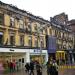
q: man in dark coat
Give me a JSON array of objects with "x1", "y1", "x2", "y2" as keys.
[
  {"x1": 36, "y1": 62, "x2": 42, "y2": 75},
  {"x1": 29, "y1": 61, "x2": 34, "y2": 75},
  {"x1": 46, "y1": 61, "x2": 50, "y2": 75},
  {"x1": 49, "y1": 60, "x2": 58, "y2": 75},
  {"x1": 25, "y1": 63, "x2": 30, "y2": 73}
]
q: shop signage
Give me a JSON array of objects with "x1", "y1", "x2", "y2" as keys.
[
  {"x1": 34, "y1": 49, "x2": 41, "y2": 53},
  {"x1": 10, "y1": 49, "x2": 14, "y2": 51}
]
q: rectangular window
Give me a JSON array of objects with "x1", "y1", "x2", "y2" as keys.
[
  {"x1": 40, "y1": 37, "x2": 44, "y2": 48},
  {"x1": 35, "y1": 37, "x2": 38, "y2": 47},
  {"x1": 58, "y1": 31, "x2": 61, "y2": 37},
  {"x1": 0, "y1": 32, "x2": 3, "y2": 45},
  {"x1": 54, "y1": 29, "x2": 57, "y2": 37},
  {"x1": 28, "y1": 24, "x2": 31, "y2": 31},
  {"x1": 28, "y1": 36, "x2": 32, "y2": 47},
  {"x1": 19, "y1": 20, "x2": 24, "y2": 29},
  {"x1": 10, "y1": 35, "x2": 15, "y2": 45},
  {"x1": 20, "y1": 35, "x2": 24, "y2": 46},
  {"x1": 34, "y1": 24, "x2": 37, "y2": 31},
  {"x1": 10, "y1": 17, "x2": 15, "y2": 27},
  {"x1": 45, "y1": 29, "x2": 47, "y2": 34},
  {"x1": 0, "y1": 14, "x2": 4, "y2": 25},
  {"x1": 49, "y1": 28, "x2": 52, "y2": 35}
]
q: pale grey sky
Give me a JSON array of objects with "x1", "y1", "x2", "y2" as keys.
[{"x1": 0, "y1": 0, "x2": 75, "y2": 20}]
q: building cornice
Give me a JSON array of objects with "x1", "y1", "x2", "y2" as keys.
[{"x1": 0, "y1": 1, "x2": 50, "y2": 25}]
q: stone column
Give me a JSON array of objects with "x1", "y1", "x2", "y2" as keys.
[{"x1": 26, "y1": 52, "x2": 30, "y2": 63}]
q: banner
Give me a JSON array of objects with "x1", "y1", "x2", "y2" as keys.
[{"x1": 46, "y1": 35, "x2": 57, "y2": 53}]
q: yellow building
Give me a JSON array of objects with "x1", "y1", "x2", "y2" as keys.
[
  {"x1": 0, "y1": 1, "x2": 74, "y2": 70},
  {"x1": 0, "y1": 1, "x2": 48, "y2": 70}
]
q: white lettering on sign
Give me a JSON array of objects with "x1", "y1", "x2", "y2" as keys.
[{"x1": 34, "y1": 49, "x2": 42, "y2": 53}]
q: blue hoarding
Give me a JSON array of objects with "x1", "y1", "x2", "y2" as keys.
[{"x1": 46, "y1": 35, "x2": 57, "y2": 53}]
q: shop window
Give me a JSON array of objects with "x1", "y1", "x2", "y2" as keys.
[
  {"x1": 19, "y1": 20, "x2": 24, "y2": 29},
  {"x1": 20, "y1": 35, "x2": 24, "y2": 46},
  {"x1": 19, "y1": 59, "x2": 21, "y2": 62},
  {"x1": 0, "y1": 14, "x2": 4, "y2": 25},
  {"x1": 10, "y1": 17, "x2": 15, "y2": 27},
  {"x1": 22, "y1": 58, "x2": 24, "y2": 63}
]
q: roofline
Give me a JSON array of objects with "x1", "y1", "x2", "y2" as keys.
[{"x1": 0, "y1": 1, "x2": 50, "y2": 24}]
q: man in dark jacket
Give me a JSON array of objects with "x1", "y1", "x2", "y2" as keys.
[
  {"x1": 46, "y1": 61, "x2": 50, "y2": 75},
  {"x1": 36, "y1": 62, "x2": 42, "y2": 75},
  {"x1": 29, "y1": 61, "x2": 34, "y2": 75},
  {"x1": 25, "y1": 63, "x2": 30, "y2": 73}
]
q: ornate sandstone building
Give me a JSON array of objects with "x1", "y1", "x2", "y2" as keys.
[{"x1": 0, "y1": 1, "x2": 74, "y2": 70}]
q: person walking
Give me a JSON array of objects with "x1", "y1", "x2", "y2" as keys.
[
  {"x1": 29, "y1": 61, "x2": 34, "y2": 75},
  {"x1": 25, "y1": 63, "x2": 30, "y2": 73},
  {"x1": 52, "y1": 60, "x2": 58, "y2": 75},
  {"x1": 36, "y1": 62, "x2": 42, "y2": 75},
  {"x1": 46, "y1": 61, "x2": 50, "y2": 75},
  {"x1": 49, "y1": 59, "x2": 58, "y2": 75},
  {"x1": 9, "y1": 62, "x2": 13, "y2": 72}
]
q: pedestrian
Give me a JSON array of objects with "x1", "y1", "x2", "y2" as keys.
[
  {"x1": 36, "y1": 62, "x2": 42, "y2": 75},
  {"x1": 48, "y1": 60, "x2": 54, "y2": 75},
  {"x1": 9, "y1": 62, "x2": 13, "y2": 72},
  {"x1": 0, "y1": 61, "x2": 4, "y2": 74},
  {"x1": 49, "y1": 59, "x2": 58, "y2": 75},
  {"x1": 29, "y1": 61, "x2": 34, "y2": 75},
  {"x1": 16, "y1": 62, "x2": 19, "y2": 71},
  {"x1": 13, "y1": 61, "x2": 16, "y2": 72},
  {"x1": 25, "y1": 63, "x2": 30, "y2": 73},
  {"x1": 46, "y1": 61, "x2": 50, "y2": 75},
  {"x1": 52, "y1": 60, "x2": 58, "y2": 75}
]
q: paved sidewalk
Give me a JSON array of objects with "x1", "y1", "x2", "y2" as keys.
[
  {"x1": 1, "y1": 67, "x2": 75, "y2": 75},
  {"x1": 2, "y1": 68, "x2": 47, "y2": 75}
]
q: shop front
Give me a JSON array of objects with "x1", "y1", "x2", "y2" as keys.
[
  {"x1": 29, "y1": 49, "x2": 48, "y2": 64},
  {"x1": 0, "y1": 48, "x2": 29, "y2": 71},
  {"x1": 0, "y1": 48, "x2": 48, "y2": 71},
  {"x1": 56, "y1": 50, "x2": 66, "y2": 65}
]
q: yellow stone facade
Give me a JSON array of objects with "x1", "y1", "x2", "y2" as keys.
[{"x1": 0, "y1": 3, "x2": 74, "y2": 54}]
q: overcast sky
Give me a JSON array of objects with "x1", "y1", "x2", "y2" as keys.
[{"x1": 0, "y1": 0, "x2": 75, "y2": 20}]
